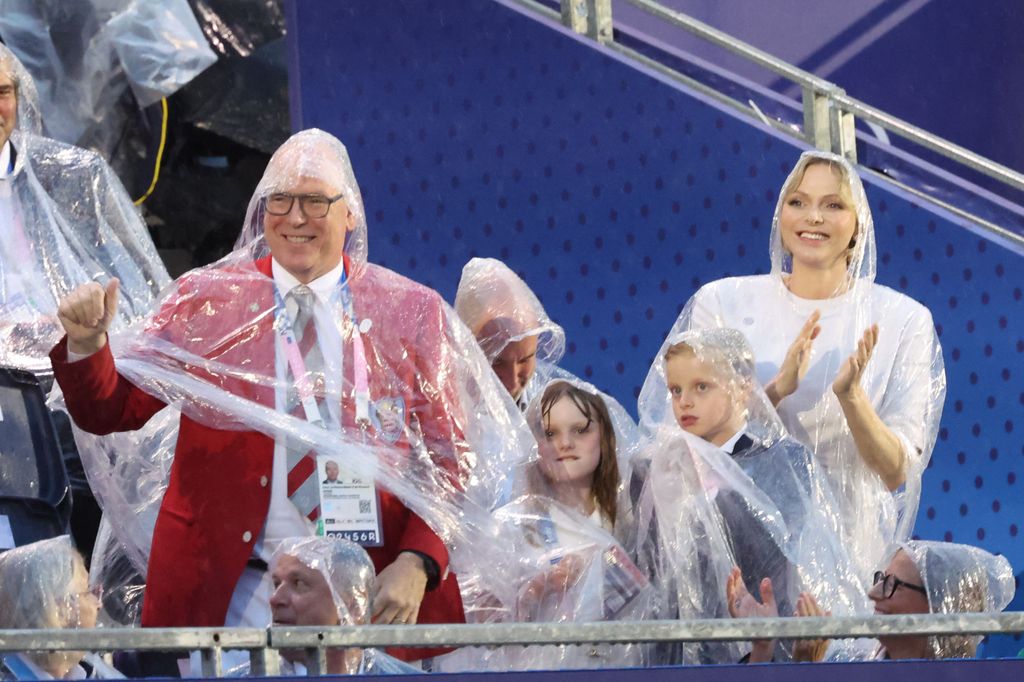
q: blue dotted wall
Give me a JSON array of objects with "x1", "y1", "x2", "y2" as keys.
[{"x1": 287, "y1": 1, "x2": 1024, "y2": 571}]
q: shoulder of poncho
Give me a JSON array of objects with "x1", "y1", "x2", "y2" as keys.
[
  {"x1": 868, "y1": 282, "x2": 932, "y2": 319},
  {"x1": 25, "y1": 134, "x2": 110, "y2": 174},
  {"x1": 358, "y1": 263, "x2": 445, "y2": 308}
]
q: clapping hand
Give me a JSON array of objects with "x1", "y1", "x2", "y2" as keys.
[
  {"x1": 791, "y1": 592, "x2": 831, "y2": 662},
  {"x1": 766, "y1": 310, "x2": 821, "y2": 406},
  {"x1": 726, "y1": 566, "x2": 778, "y2": 663},
  {"x1": 832, "y1": 324, "x2": 878, "y2": 398}
]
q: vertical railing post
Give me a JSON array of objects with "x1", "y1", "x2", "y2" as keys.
[
  {"x1": 801, "y1": 85, "x2": 832, "y2": 151},
  {"x1": 561, "y1": 0, "x2": 612, "y2": 44},
  {"x1": 200, "y1": 646, "x2": 223, "y2": 678},
  {"x1": 829, "y1": 98, "x2": 858, "y2": 162},
  {"x1": 249, "y1": 646, "x2": 281, "y2": 677}
]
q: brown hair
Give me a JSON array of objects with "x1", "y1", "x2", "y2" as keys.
[{"x1": 539, "y1": 381, "x2": 620, "y2": 527}]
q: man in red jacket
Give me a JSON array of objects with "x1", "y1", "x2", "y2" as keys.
[{"x1": 50, "y1": 129, "x2": 515, "y2": 661}]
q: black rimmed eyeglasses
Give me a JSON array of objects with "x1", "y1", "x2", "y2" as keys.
[
  {"x1": 264, "y1": 192, "x2": 344, "y2": 219},
  {"x1": 873, "y1": 571, "x2": 928, "y2": 599}
]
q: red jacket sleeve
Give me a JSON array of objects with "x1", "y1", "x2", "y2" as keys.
[{"x1": 49, "y1": 336, "x2": 166, "y2": 435}]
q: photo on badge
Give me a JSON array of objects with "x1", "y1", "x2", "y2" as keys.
[{"x1": 370, "y1": 396, "x2": 405, "y2": 444}]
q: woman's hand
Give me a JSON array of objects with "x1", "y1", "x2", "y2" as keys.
[
  {"x1": 766, "y1": 311, "x2": 821, "y2": 406},
  {"x1": 726, "y1": 567, "x2": 778, "y2": 663},
  {"x1": 791, "y1": 592, "x2": 831, "y2": 662},
  {"x1": 832, "y1": 325, "x2": 878, "y2": 398}
]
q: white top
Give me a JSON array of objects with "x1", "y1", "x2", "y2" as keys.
[
  {"x1": 257, "y1": 257, "x2": 348, "y2": 560},
  {"x1": 689, "y1": 274, "x2": 941, "y2": 576}
]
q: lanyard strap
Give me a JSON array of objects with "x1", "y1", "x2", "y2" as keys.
[{"x1": 273, "y1": 268, "x2": 371, "y2": 426}]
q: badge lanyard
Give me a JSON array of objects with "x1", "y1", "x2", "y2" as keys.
[{"x1": 272, "y1": 266, "x2": 371, "y2": 426}]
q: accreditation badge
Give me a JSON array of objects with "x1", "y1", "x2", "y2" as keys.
[{"x1": 316, "y1": 454, "x2": 384, "y2": 547}]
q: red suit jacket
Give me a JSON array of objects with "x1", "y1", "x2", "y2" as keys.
[{"x1": 51, "y1": 256, "x2": 466, "y2": 659}]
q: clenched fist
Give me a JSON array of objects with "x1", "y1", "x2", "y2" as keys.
[{"x1": 57, "y1": 278, "x2": 120, "y2": 356}]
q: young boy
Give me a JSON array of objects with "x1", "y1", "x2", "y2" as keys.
[{"x1": 636, "y1": 328, "x2": 862, "y2": 662}]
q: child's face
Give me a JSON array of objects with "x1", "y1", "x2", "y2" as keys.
[
  {"x1": 665, "y1": 352, "x2": 745, "y2": 447},
  {"x1": 377, "y1": 401, "x2": 401, "y2": 432},
  {"x1": 538, "y1": 396, "x2": 602, "y2": 487}
]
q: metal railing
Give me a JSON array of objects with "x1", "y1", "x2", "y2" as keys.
[
  {"x1": 510, "y1": 0, "x2": 1024, "y2": 244},
  {"x1": 3, "y1": 613, "x2": 1024, "y2": 676}
]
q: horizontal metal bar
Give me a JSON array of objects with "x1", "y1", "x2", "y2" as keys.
[
  {"x1": 4, "y1": 613, "x2": 1024, "y2": 654},
  {"x1": 860, "y1": 166, "x2": 1024, "y2": 249},
  {"x1": 0, "y1": 627, "x2": 266, "y2": 652},
  {"x1": 834, "y1": 93, "x2": 1024, "y2": 192},
  {"x1": 620, "y1": 0, "x2": 834, "y2": 92},
  {"x1": 507, "y1": 0, "x2": 561, "y2": 22},
  {"x1": 269, "y1": 613, "x2": 1024, "y2": 649}
]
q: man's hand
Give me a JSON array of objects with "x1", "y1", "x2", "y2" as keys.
[
  {"x1": 766, "y1": 310, "x2": 821, "y2": 406},
  {"x1": 726, "y1": 567, "x2": 778, "y2": 663},
  {"x1": 371, "y1": 551, "x2": 428, "y2": 625},
  {"x1": 57, "y1": 279, "x2": 120, "y2": 357},
  {"x1": 832, "y1": 325, "x2": 878, "y2": 399},
  {"x1": 792, "y1": 592, "x2": 831, "y2": 662}
]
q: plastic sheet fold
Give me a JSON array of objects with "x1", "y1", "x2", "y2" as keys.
[{"x1": 0, "y1": 43, "x2": 170, "y2": 373}]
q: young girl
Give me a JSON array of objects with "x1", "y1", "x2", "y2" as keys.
[{"x1": 442, "y1": 377, "x2": 650, "y2": 672}]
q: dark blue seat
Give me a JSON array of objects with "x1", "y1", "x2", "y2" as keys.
[{"x1": 0, "y1": 366, "x2": 71, "y2": 550}]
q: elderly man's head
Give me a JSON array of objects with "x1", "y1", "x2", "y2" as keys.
[
  {"x1": 256, "y1": 131, "x2": 367, "y2": 283},
  {"x1": 270, "y1": 537, "x2": 375, "y2": 629},
  {"x1": 0, "y1": 54, "x2": 18, "y2": 149},
  {"x1": 478, "y1": 316, "x2": 539, "y2": 400}
]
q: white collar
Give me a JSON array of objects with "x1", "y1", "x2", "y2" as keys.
[
  {"x1": 0, "y1": 140, "x2": 11, "y2": 179},
  {"x1": 271, "y1": 257, "x2": 346, "y2": 302},
  {"x1": 719, "y1": 423, "x2": 749, "y2": 455}
]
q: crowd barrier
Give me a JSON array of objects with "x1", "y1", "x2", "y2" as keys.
[{"x1": 2, "y1": 614, "x2": 1023, "y2": 678}]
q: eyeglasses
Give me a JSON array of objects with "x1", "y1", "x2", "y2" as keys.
[
  {"x1": 265, "y1": 192, "x2": 344, "y2": 219},
  {"x1": 873, "y1": 571, "x2": 927, "y2": 599}
]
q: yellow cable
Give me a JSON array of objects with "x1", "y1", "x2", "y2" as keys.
[{"x1": 133, "y1": 97, "x2": 168, "y2": 205}]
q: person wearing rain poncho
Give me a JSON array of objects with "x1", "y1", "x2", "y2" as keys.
[
  {"x1": 226, "y1": 536, "x2": 416, "y2": 676},
  {"x1": 734, "y1": 540, "x2": 1015, "y2": 662},
  {"x1": 0, "y1": 536, "x2": 122, "y2": 680},
  {"x1": 48, "y1": 129, "x2": 530, "y2": 662},
  {"x1": 455, "y1": 258, "x2": 566, "y2": 409},
  {"x1": 674, "y1": 151, "x2": 945, "y2": 581},
  {"x1": 0, "y1": 44, "x2": 169, "y2": 373},
  {"x1": 438, "y1": 378, "x2": 652, "y2": 672},
  {"x1": 0, "y1": 42, "x2": 170, "y2": 573},
  {"x1": 632, "y1": 327, "x2": 864, "y2": 664}
]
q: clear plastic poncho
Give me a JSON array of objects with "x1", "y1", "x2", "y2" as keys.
[
  {"x1": 440, "y1": 377, "x2": 650, "y2": 671},
  {"x1": 636, "y1": 327, "x2": 865, "y2": 627},
  {"x1": 678, "y1": 150, "x2": 946, "y2": 581},
  {"x1": 896, "y1": 541, "x2": 1015, "y2": 659},
  {"x1": 0, "y1": 0, "x2": 215, "y2": 146},
  {"x1": 454, "y1": 257, "x2": 566, "y2": 406},
  {"x1": 629, "y1": 426, "x2": 793, "y2": 664},
  {"x1": 0, "y1": 44, "x2": 170, "y2": 373},
  {"x1": 266, "y1": 537, "x2": 419, "y2": 676},
  {"x1": 65, "y1": 129, "x2": 534, "y2": 622},
  {"x1": 0, "y1": 536, "x2": 98, "y2": 677}
]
